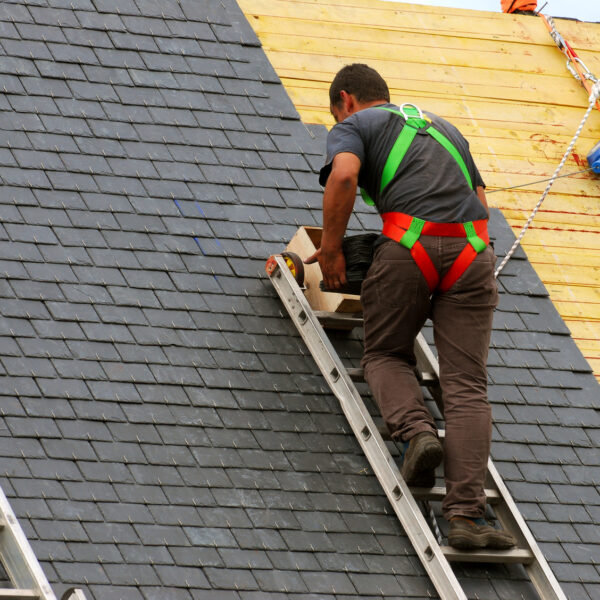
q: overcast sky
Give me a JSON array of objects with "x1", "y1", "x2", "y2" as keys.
[{"x1": 380, "y1": 0, "x2": 599, "y2": 22}]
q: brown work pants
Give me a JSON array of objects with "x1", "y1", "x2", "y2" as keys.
[{"x1": 361, "y1": 236, "x2": 498, "y2": 520}]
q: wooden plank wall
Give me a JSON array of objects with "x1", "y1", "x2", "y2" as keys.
[{"x1": 238, "y1": 0, "x2": 600, "y2": 380}]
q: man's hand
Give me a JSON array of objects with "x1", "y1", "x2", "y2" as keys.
[{"x1": 305, "y1": 247, "x2": 347, "y2": 290}]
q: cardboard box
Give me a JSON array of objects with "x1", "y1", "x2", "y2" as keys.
[{"x1": 286, "y1": 226, "x2": 362, "y2": 313}]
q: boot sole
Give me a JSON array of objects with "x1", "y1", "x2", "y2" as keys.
[{"x1": 448, "y1": 530, "x2": 516, "y2": 550}]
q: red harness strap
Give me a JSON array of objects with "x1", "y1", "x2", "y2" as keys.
[{"x1": 381, "y1": 212, "x2": 490, "y2": 293}]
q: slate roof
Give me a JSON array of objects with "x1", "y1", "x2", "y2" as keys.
[{"x1": 0, "y1": 1, "x2": 598, "y2": 599}]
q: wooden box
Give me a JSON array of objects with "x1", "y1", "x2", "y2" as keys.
[{"x1": 286, "y1": 226, "x2": 362, "y2": 313}]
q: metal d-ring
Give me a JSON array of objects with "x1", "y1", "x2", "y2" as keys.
[{"x1": 399, "y1": 102, "x2": 424, "y2": 121}]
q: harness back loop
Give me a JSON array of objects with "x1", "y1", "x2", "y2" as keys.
[
  {"x1": 462, "y1": 221, "x2": 487, "y2": 253},
  {"x1": 399, "y1": 217, "x2": 425, "y2": 250},
  {"x1": 399, "y1": 103, "x2": 428, "y2": 128}
]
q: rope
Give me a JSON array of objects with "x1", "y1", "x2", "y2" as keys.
[
  {"x1": 486, "y1": 167, "x2": 593, "y2": 194},
  {"x1": 423, "y1": 501, "x2": 444, "y2": 546},
  {"x1": 494, "y1": 82, "x2": 600, "y2": 279}
]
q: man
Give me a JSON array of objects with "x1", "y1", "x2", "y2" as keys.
[
  {"x1": 501, "y1": 0, "x2": 538, "y2": 15},
  {"x1": 309, "y1": 64, "x2": 515, "y2": 550}
]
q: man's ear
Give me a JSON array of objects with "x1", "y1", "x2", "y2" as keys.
[{"x1": 339, "y1": 90, "x2": 354, "y2": 113}]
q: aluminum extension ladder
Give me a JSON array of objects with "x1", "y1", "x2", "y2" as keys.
[
  {"x1": 0, "y1": 486, "x2": 87, "y2": 599},
  {"x1": 266, "y1": 254, "x2": 567, "y2": 600}
]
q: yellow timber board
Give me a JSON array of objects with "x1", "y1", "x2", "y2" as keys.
[{"x1": 238, "y1": 0, "x2": 600, "y2": 380}]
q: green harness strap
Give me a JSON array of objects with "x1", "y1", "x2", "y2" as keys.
[
  {"x1": 360, "y1": 104, "x2": 473, "y2": 206},
  {"x1": 462, "y1": 220, "x2": 487, "y2": 253}
]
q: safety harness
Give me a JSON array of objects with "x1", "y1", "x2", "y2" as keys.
[{"x1": 361, "y1": 104, "x2": 489, "y2": 293}]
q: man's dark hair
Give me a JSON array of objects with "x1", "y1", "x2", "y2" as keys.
[{"x1": 329, "y1": 63, "x2": 390, "y2": 107}]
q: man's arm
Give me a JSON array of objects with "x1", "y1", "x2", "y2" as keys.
[
  {"x1": 305, "y1": 152, "x2": 361, "y2": 290},
  {"x1": 476, "y1": 185, "x2": 489, "y2": 217}
]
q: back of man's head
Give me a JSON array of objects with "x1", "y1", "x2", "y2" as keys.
[{"x1": 329, "y1": 64, "x2": 390, "y2": 107}]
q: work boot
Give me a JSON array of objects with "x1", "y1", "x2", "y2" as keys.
[
  {"x1": 448, "y1": 517, "x2": 516, "y2": 550},
  {"x1": 400, "y1": 431, "x2": 443, "y2": 488}
]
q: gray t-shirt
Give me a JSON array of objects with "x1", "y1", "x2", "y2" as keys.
[{"x1": 319, "y1": 103, "x2": 487, "y2": 223}]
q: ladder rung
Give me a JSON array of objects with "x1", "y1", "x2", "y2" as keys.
[
  {"x1": 0, "y1": 591, "x2": 39, "y2": 599},
  {"x1": 411, "y1": 486, "x2": 501, "y2": 504},
  {"x1": 441, "y1": 546, "x2": 534, "y2": 564},
  {"x1": 347, "y1": 367, "x2": 437, "y2": 385},
  {"x1": 314, "y1": 311, "x2": 363, "y2": 329}
]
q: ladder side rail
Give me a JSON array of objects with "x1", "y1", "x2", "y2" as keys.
[
  {"x1": 0, "y1": 487, "x2": 56, "y2": 600},
  {"x1": 415, "y1": 329, "x2": 567, "y2": 600},
  {"x1": 487, "y1": 461, "x2": 567, "y2": 600},
  {"x1": 269, "y1": 257, "x2": 467, "y2": 600},
  {"x1": 415, "y1": 332, "x2": 440, "y2": 380}
]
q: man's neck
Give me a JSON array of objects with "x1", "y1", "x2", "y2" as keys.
[{"x1": 356, "y1": 99, "x2": 389, "y2": 112}]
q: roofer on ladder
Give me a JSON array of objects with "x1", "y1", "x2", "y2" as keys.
[{"x1": 308, "y1": 64, "x2": 516, "y2": 550}]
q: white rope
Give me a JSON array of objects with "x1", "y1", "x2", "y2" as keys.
[
  {"x1": 494, "y1": 81, "x2": 600, "y2": 279},
  {"x1": 423, "y1": 501, "x2": 444, "y2": 545}
]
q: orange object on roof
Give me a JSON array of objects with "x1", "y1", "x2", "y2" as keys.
[{"x1": 501, "y1": 0, "x2": 537, "y2": 13}]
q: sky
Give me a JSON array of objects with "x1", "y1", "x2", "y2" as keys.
[{"x1": 381, "y1": 0, "x2": 599, "y2": 22}]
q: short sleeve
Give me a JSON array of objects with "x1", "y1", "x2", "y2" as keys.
[{"x1": 318, "y1": 119, "x2": 365, "y2": 186}]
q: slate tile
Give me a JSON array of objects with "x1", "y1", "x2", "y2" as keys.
[
  {"x1": 0, "y1": 148, "x2": 17, "y2": 168},
  {"x1": 0, "y1": 337, "x2": 21, "y2": 357},
  {"x1": 299, "y1": 572, "x2": 356, "y2": 595},
  {"x1": 544, "y1": 352, "x2": 593, "y2": 376},
  {"x1": 34, "y1": 518, "x2": 89, "y2": 542},
  {"x1": 22, "y1": 76, "x2": 72, "y2": 98},
  {"x1": 487, "y1": 365, "x2": 537, "y2": 386},
  {"x1": 521, "y1": 309, "x2": 571, "y2": 335},
  {"x1": 12, "y1": 477, "x2": 67, "y2": 501},
  {"x1": 519, "y1": 462, "x2": 569, "y2": 484},
  {"x1": 530, "y1": 444, "x2": 579, "y2": 465},
  {"x1": 0, "y1": 72, "x2": 26, "y2": 98},
  {"x1": 155, "y1": 35, "x2": 203, "y2": 57},
  {"x1": 541, "y1": 503, "x2": 592, "y2": 524},
  {"x1": 154, "y1": 564, "x2": 211, "y2": 589},
  {"x1": 2, "y1": 355, "x2": 56, "y2": 378},
  {"x1": 63, "y1": 27, "x2": 113, "y2": 48},
  {"x1": 573, "y1": 522, "x2": 600, "y2": 544},
  {"x1": 65, "y1": 541, "x2": 122, "y2": 565},
  {"x1": 46, "y1": 498, "x2": 104, "y2": 523},
  {"x1": 0, "y1": 56, "x2": 38, "y2": 79},
  {"x1": 505, "y1": 481, "x2": 558, "y2": 503},
  {"x1": 0, "y1": 18, "x2": 20, "y2": 40},
  {"x1": 552, "y1": 562, "x2": 598, "y2": 583},
  {"x1": 180, "y1": 465, "x2": 232, "y2": 488},
  {"x1": 180, "y1": 525, "x2": 237, "y2": 549},
  {"x1": 202, "y1": 567, "x2": 258, "y2": 591},
  {"x1": 553, "y1": 483, "x2": 600, "y2": 505},
  {"x1": 129, "y1": 68, "x2": 180, "y2": 89},
  {"x1": 554, "y1": 407, "x2": 600, "y2": 428},
  {"x1": 216, "y1": 548, "x2": 271, "y2": 571},
  {"x1": 564, "y1": 387, "x2": 600, "y2": 409},
  {"x1": 2, "y1": 38, "x2": 52, "y2": 61},
  {"x1": 541, "y1": 425, "x2": 592, "y2": 447},
  {"x1": 8, "y1": 96, "x2": 59, "y2": 121}
]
